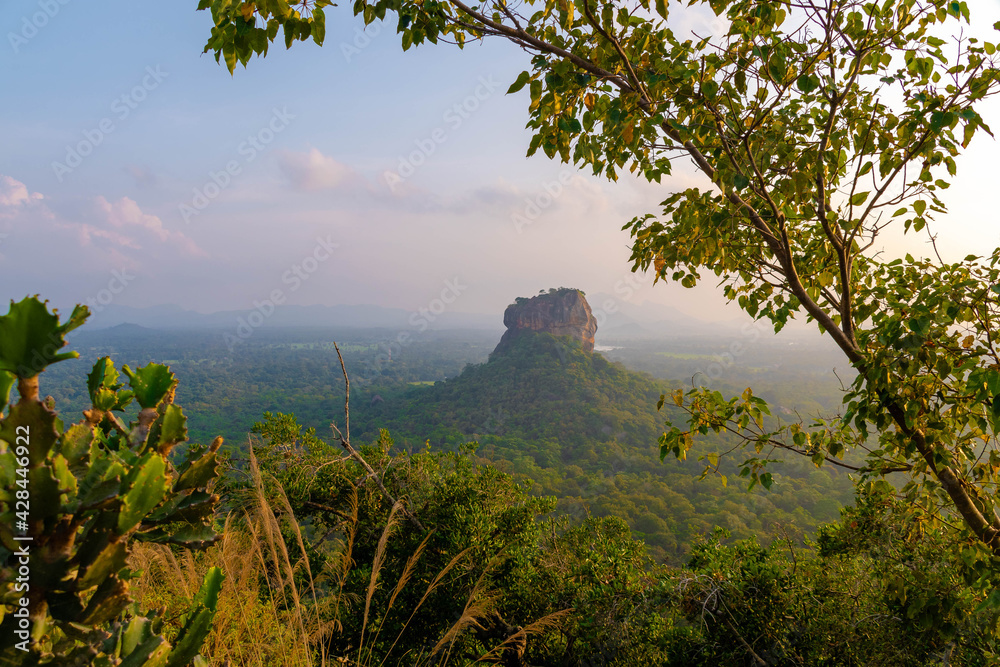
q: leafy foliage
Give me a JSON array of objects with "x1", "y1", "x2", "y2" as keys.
[
  {"x1": 196, "y1": 0, "x2": 1000, "y2": 559},
  {"x1": 673, "y1": 487, "x2": 1000, "y2": 665},
  {"x1": 0, "y1": 297, "x2": 223, "y2": 665},
  {"x1": 40, "y1": 326, "x2": 859, "y2": 561},
  {"x1": 351, "y1": 332, "x2": 855, "y2": 560},
  {"x1": 241, "y1": 413, "x2": 682, "y2": 665}
]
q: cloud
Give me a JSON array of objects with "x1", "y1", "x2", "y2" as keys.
[
  {"x1": 0, "y1": 174, "x2": 207, "y2": 275},
  {"x1": 446, "y1": 173, "x2": 614, "y2": 223},
  {"x1": 94, "y1": 195, "x2": 206, "y2": 257},
  {"x1": 0, "y1": 175, "x2": 45, "y2": 218},
  {"x1": 59, "y1": 221, "x2": 141, "y2": 250},
  {"x1": 276, "y1": 147, "x2": 363, "y2": 192}
]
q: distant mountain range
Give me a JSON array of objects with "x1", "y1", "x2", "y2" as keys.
[
  {"x1": 78, "y1": 297, "x2": 758, "y2": 340},
  {"x1": 81, "y1": 303, "x2": 503, "y2": 332},
  {"x1": 585, "y1": 292, "x2": 748, "y2": 339}
]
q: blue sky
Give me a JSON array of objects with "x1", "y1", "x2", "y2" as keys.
[{"x1": 1, "y1": 0, "x2": 998, "y2": 327}]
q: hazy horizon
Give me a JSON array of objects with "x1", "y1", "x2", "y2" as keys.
[{"x1": 3, "y1": 0, "x2": 998, "y2": 331}]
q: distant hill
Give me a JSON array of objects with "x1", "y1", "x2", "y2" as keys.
[
  {"x1": 350, "y1": 331, "x2": 855, "y2": 561},
  {"x1": 78, "y1": 298, "x2": 751, "y2": 340},
  {"x1": 355, "y1": 332, "x2": 665, "y2": 455},
  {"x1": 45, "y1": 316, "x2": 856, "y2": 563},
  {"x1": 81, "y1": 303, "x2": 502, "y2": 332}
]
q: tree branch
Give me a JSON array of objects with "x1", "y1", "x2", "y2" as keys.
[{"x1": 332, "y1": 342, "x2": 426, "y2": 531}]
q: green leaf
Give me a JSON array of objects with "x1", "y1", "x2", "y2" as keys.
[
  {"x1": 507, "y1": 70, "x2": 531, "y2": 95},
  {"x1": 52, "y1": 452, "x2": 78, "y2": 498},
  {"x1": 78, "y1": 477, "x2": 123, "y2": 514},
  {"x1": 118, "y1": 452, "x2": 169, "y2": 534},
  {"x1": 850, "y1": 191, "x2": 870, "y2": 206},
  {"x1": 92, "y1": 387, "x2": 118, "y2": 412},
  {"x1": 167, "y1": 568, "x2": 225, "y2": 667},
  {"x1": 79, "y1": 574, "x2": 129, "y2": 626},
  {"x1": 120, "y1": 615, "x2": 159, "y2": 660},
  {"x1": 0, "y1": 397, "x2": 60, "y2": 467},
  {"x1": 154, "y1": 404, "x2": 188, "y2": 452},
  {"x1": 151, "y1": 522, "x2": 220, "y2": 549},
  {"x1": 311, "y1": 7, "x2": 326, "y2": 45},
  {"x1": 913, "y1": 200, "x2": 926, "y2": 216},
  {"x1": 192, "y1": 566, "x2": 224, "y2": 614},
  {"x1": 733, "y1": 173, "x2": 750, "y2": 190},
  {"x1": 766, "y1": 54, "x2": 787, "y2": 82},
  {"x1": 529, "y1": 79, "x2": 542, "y2": 104},
  {"x1": 123, "y1": 363, "x2": 177, "y2": 409},
  {"x1": 148, "y1": 490, "x2": 217, "y2": 524},
  {"x1": 120, "y1": 636, "x2": 170, "y2": 667},
  {"x1": 796, "y1": 74, "x2": 818, "y2": 93},
  {"x1": 760, "y1": 472, "x2": 773, "y2": 490},
  {"x1": 174, "y1": 445, "x2": 220, "y2": 493},
  {"x1": 907, "y1": 316, "x2": 931, "y2": 336},
  {"x1": 77, "y1": 540, "x2": 128, "y2": 590},
  {"x1": 29, "y1": 460, "x2": 64, "y2": 523},
  {"x1": 60, "y1": 423, "x2": 95, "y2": 466},
  {"x1": 0, "y1": 297, "x2": 89, "y2": 378},
  {"x1": 223, "y1": 42, "x2": 237, "y2": 73}
]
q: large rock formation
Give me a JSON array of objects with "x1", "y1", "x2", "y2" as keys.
[{"x1": 493, "y1": 288, "x2": 598, "y2": 354}]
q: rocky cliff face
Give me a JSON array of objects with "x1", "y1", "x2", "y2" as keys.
[{"x1": 493, "y1": 289, "x2": 598, "y2": 354}]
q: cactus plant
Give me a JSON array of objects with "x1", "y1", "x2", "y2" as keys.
[{"x1": 0, "y1": 296, "x2": 224, "y2": 665}]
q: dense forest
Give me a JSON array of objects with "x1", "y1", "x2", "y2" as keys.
[
  {"x1": 42, "y1": 323, "x2": 858, "y2": 562},
  {"x1": 5, "y1": 298, "x2": 998, "y2": 665}
]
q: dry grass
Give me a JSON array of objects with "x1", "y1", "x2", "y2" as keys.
[
  {"x1": 129, "y1": 441, "x2": 569, "y2": 666},
  {"x1": 129, "y1": 516, "x2": 312, "y2": 666}
]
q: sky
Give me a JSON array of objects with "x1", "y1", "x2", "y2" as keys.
[{"x1": 1, "y1": 0, "x2": 998, "y2": 329}]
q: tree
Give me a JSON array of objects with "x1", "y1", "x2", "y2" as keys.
[
  {"x1": 198, "y1": 0, "x2": 1000, "y2": 557},
  {"x1": 242, "y1": 412, "x2": 677, "y2": 664}
]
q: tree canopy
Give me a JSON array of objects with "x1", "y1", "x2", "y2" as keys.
[{"x1": 198, "y1": 0, "x2": 1000, "y2": 558}]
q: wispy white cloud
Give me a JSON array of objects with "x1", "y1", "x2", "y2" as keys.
[
  {"x1": 94, "y1": 195, "x2": 207, "y2": 257},
  {"x1": 0, "y1": 174, "x2": 207, "y2": 274},
  {"x1": 276, "y1": 147, "x2": 364, "y2": 192},
  {"x1": 0, "y1": 175, "x2": 45, "y2": 218}
]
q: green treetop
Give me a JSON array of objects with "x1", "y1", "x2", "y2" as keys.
[{"x1": 198, "y1": 0, "x2": 1000, "y2": 557}]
